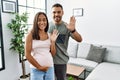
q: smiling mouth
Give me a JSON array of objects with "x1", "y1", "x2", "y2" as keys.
[{"x1": 55, "y1": 16, "x2": 60, "y2": 20}]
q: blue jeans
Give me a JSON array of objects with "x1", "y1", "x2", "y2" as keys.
[{"x1": 30, "y1": 67, "x2": 54, "y2": 80}]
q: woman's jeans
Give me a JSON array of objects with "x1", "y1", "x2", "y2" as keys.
[{"x1": 30, "y1": 67, "x2": 54, "y2": 80}]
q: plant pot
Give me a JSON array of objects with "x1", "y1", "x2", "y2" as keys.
[
  {"x1": 19, "y1": 75, "x2": 30, "y2": 80},
  {"x1": 20, "y1": 77, "x2": 29, "y2": 80}
]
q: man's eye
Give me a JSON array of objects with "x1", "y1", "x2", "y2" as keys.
[
  {"x1": 53, "y1": 12, "x2": 56, "y2": 14},
  {"x1": 58, "y1": 11, "x2": 61, "y2": 14}
]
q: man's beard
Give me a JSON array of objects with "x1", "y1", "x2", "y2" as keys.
[{"x1": 54, "y1": 16, "x2": 61, "y2": 23}]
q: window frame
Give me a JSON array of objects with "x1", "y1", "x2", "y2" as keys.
[{"x1": 0, "y1": 6, "x2": 5, "y2": 71}]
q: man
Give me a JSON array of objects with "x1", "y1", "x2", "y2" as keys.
[{"x1": 48, "y1": 3, "x2": 82, "y2": 80}]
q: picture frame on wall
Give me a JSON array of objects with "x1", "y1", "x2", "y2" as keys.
[
  {"x1": 73, "y1": 8, "x2": 83, "y2": 17},
  {"x1": 2, "y1": 0, "x2": 16, "y2": 13}
]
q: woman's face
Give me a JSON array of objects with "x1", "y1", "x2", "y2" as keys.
[{"x1": 37, "y1": 14, "x2": 47, "y2": 31}]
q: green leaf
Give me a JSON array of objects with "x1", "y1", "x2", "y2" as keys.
[
  {"x1": 7, "y1": 12, "x2": 28, "y2": 60},
  {"x1": 68, "y1": 76, "x2": 74, "y2": 80}
]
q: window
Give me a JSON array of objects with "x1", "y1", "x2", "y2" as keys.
[{"x1": 17, "y1": 0, "x2": 46, "y2": 31}]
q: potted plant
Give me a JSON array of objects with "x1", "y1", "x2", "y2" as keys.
[
  {"x1": 7, "y1": 12, "x2": 29, "y2": 80},
  {"x1": 68, "y1": 76, "x2": 74, "y2": 80}
]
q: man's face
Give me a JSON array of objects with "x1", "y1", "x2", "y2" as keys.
[{"x1": 52, "y1": 7, "x2": 64, "y2": 24}]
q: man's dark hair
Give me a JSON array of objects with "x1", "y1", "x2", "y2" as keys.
[{"x1": 52, "y1": 3, "x2": 63, "y2": 10}]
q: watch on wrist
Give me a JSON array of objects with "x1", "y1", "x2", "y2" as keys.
[{"x1": 71, "y1": 29, "x2": 76, "y2": 33}]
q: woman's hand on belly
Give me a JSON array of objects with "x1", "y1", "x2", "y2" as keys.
[{"x1": 38, "y1": 66, "x2": 49, "y2": 72}]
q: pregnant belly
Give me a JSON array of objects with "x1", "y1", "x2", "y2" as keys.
[{"x1": 35, "y1": 55, "x2": 53, "y2": 67}]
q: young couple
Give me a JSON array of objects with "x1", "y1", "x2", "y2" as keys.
[{"x1": 25, "y1": 3, "x2": 82, "y2": 80}]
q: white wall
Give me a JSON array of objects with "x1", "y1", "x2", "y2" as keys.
[
  {"x1": 47, "y1": 0, "x2": 120, "y2": 46},
  {"x1": 0, "y1": 12, "x2": 30, "y2": 80}
]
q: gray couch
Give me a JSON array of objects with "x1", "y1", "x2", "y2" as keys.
[{"x1": 67, "y1": 41, "x2": 120, "y2": 80}]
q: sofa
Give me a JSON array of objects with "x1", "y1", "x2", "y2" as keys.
[{"x1": 67, "y1": 41, "x2": 120, "y2": 80}]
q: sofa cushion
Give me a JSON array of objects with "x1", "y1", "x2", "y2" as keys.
[
  {"x1": 67, "y1": 42, "x2": 78, "y2": 58},
  {"x1": 77, "y1": 43, "x2": 91, "y2": 58},
  {"x1": 102, "y1": 45, "x2": 120, "y2": 64},
  {"x1": 68, "y1": 57, "x2": 98, "y2": 72},
  {"x1": 86, "y1": 45, "x2": 106, "y2": 63},
  {"x1": 85, "y1": 62, "x2": 120, "y2": 80}
]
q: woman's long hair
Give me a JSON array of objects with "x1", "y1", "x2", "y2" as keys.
[{"x1": 32, "y1": 12, "x2": 49, "y2": 40}]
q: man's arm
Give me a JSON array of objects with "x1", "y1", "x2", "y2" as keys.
[
  {"x1": 70, "y1": 30, "x2": 82, "y2": 42},
  {"x1": 65, "y1": 16, "x2": 82, "y2": 42}
]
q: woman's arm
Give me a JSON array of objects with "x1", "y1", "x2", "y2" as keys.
[
  {"x1": 50, "y1": 30, "x2": 59, "y2": 56},
  {"x1": 50, "y1": 41, "x2": 56, "y2": 56}
]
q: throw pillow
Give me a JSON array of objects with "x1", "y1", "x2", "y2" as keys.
[{"x1": 86, "y1": 44, "x2": 106, "y2": 63}]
